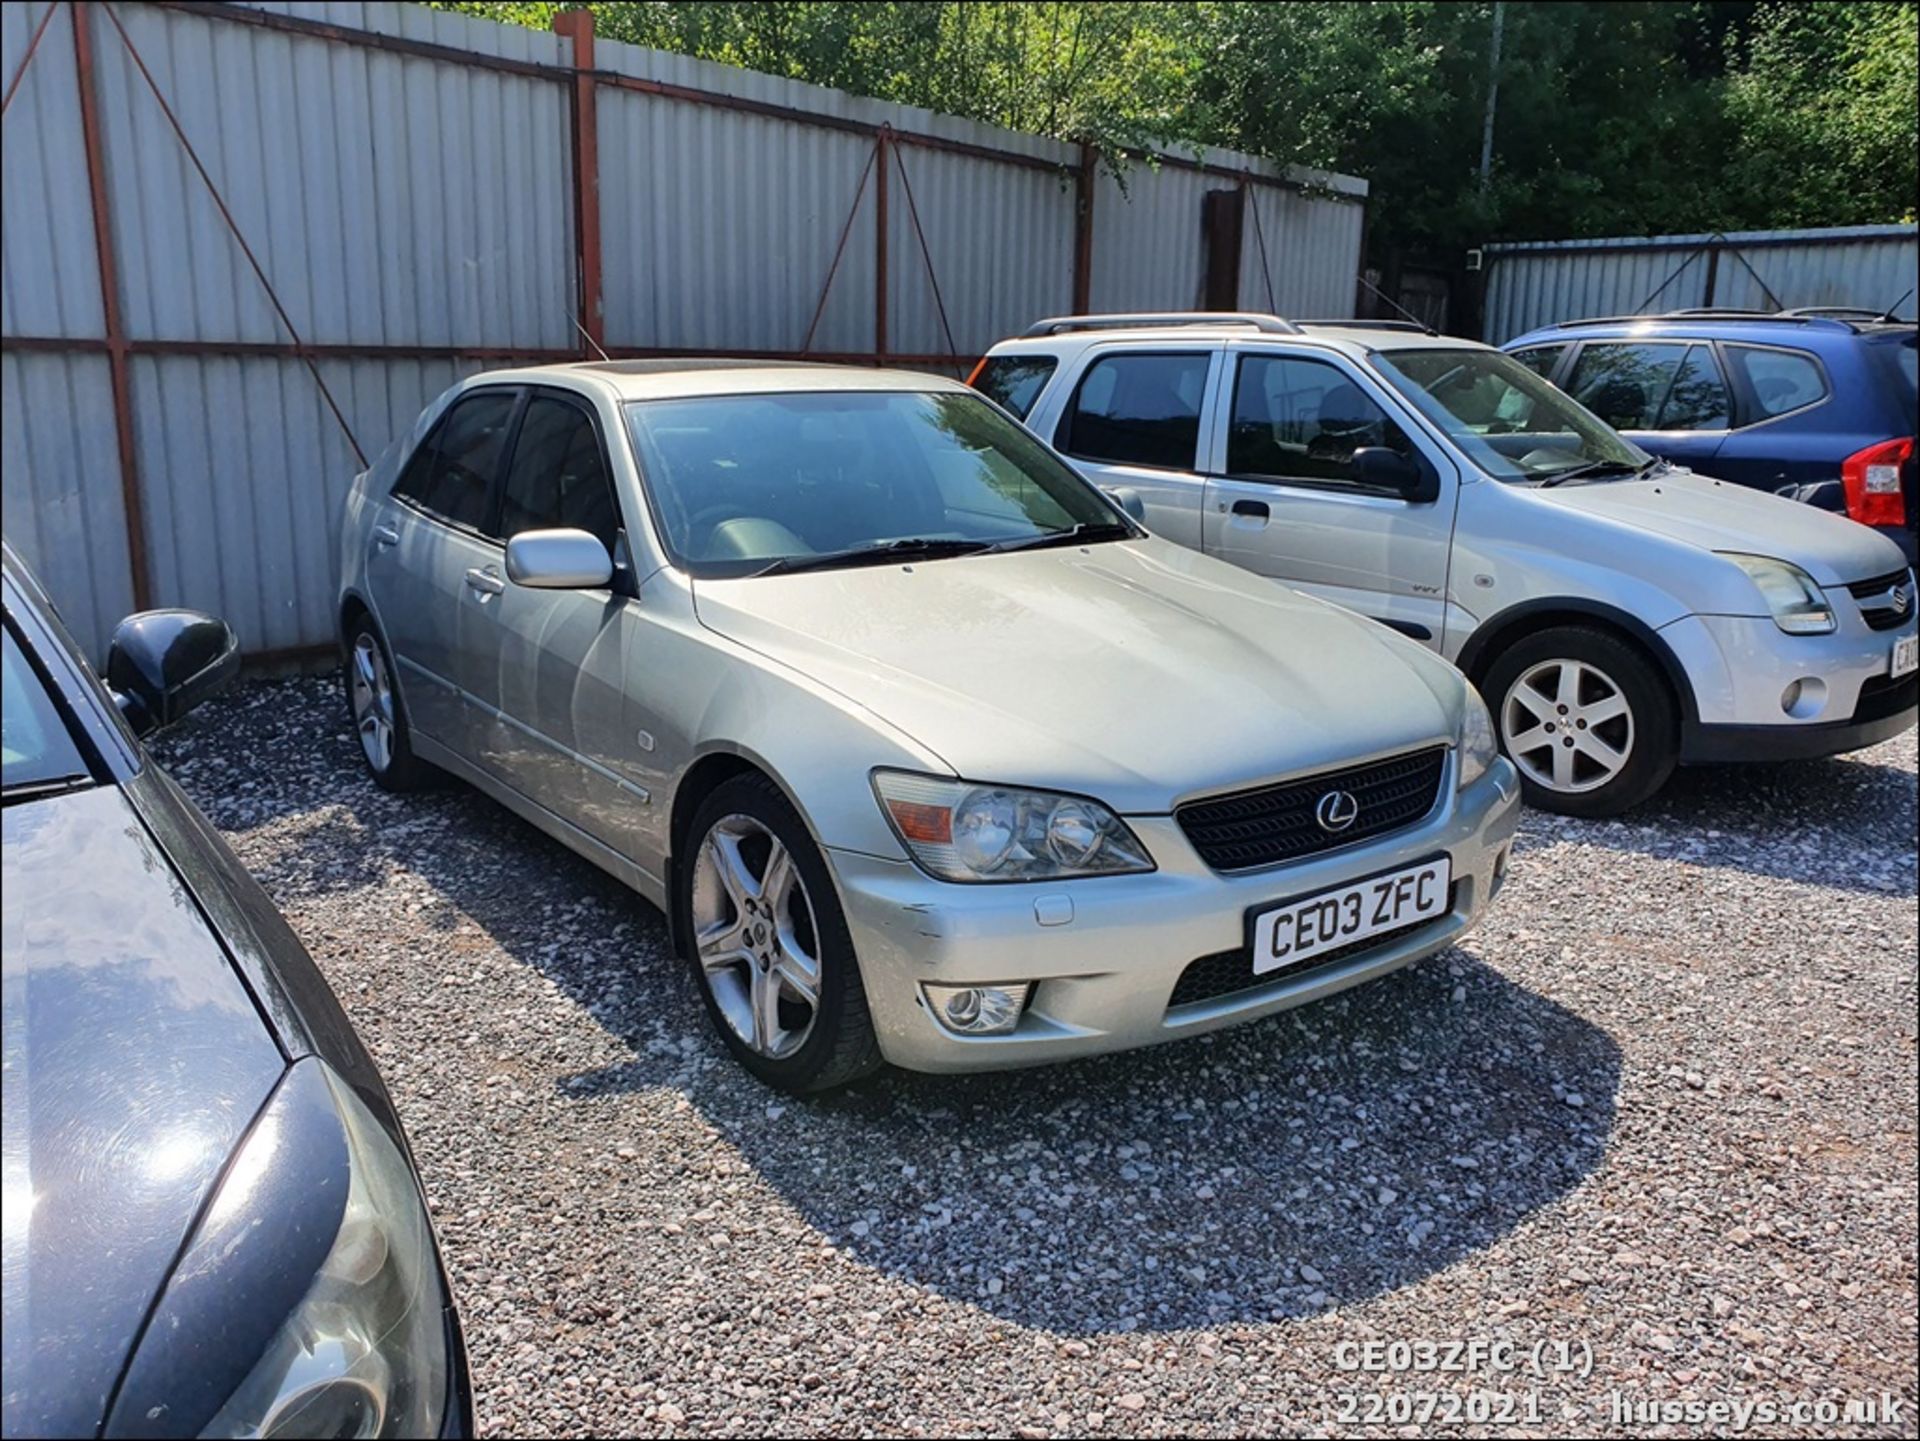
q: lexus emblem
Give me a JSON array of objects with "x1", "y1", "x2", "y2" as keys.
[{"x1": 1315, "y1": 789, "x2": 1360, "y2": 833}]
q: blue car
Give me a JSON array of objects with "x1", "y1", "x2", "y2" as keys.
[{"x1": 1504, "y1": 309, "x2": 1918, "y2": 563}]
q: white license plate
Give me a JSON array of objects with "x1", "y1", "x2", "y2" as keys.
[
  {"x1": 1250, "y1": 857, "x2": 1451, "y2": 977},
  {"x1": 1893, "y1": 635, "x2": 1919, "y2": 680}
]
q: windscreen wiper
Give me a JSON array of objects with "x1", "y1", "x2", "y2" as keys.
[
  {"x1": 986, "y1": 521, "x2": 1137, "y2": 555},
  {"x1": 0, "y1": 773, "x2": 93, "y2": 806},
  {"x1": 748, "y1": 536, "x2": 996, "y2": 576},
  {"x1": 1537, "y1": 458, "x2": 1661, "y2": 489}
]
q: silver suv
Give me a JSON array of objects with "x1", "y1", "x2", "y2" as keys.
[{"x1": 973, "y1": 314, "x2": 1919, "y2": 815}]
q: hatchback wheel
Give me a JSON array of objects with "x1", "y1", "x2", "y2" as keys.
[
  {"x1": 679, "y1": 774, "x2": 881, "y2": 1093},
  {"x1": 1483, "y1": 625, "x2": 1675, "y2": 817},
  {"x1": 343, "y1": 620, "x2": 435, "y2": 792}
]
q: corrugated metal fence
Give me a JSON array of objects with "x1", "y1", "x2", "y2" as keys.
[
  {"x1": 1481, "y1": 224, "x2": 1919, "y2": 344},
  {"x1": 0, "y1": 0, "x2": 1368, "y2": 662}
]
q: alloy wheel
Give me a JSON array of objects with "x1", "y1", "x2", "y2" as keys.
[
  {"x1": 691, "y1": 814, "x2": 822, "y2": 1059},
  {"x1": 1500, "y1": 657, "x2": 1635, "y2": 794},
  {"x1": 349, "y1": 634, "x2": 396, "y2": 774}
]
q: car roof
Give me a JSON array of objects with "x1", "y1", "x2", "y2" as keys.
[
  {"x1": 453, "y1": 358, "x2": 973, "y2": 402},
  {"x1": 1506, "y1": 310, "x2": 1917, "y2": 350},
  {"x1": 986, "y1": 316, "x2": 1491, "y2": 359}
]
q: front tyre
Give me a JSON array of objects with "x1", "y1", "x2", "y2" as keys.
[
  {"x1": 678, "y1": 773, "x2": 883, "y2": 1093},
  {"x1": 1483, "y1": 625, "x2": 1676, "y2": 817}
]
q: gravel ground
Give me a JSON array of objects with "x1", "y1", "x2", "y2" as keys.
[{"x1": 155, "y1": 675, "x2": 1918, "y2": 1438}]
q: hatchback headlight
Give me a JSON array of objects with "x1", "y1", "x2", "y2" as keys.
[
  {"x1": 873, "y1": 771, "x2": 1154, "y2": 882},
  {"x1": 1458, "y1": 690, "x2": 1498, "y2": 789},
  {"x1": 1721, "y1": 553, "x2": 1836, "y2": 635}
]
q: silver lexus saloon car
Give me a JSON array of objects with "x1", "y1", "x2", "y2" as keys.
[{"x1": 337, "y1": 362, "x2": 1520, "y2": 1092}]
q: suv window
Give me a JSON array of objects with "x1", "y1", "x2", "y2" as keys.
[
  {"x1": 1226, "y1": 354, "x2": 1415, "y2": 485},
  {"x1": 1655, "y1": 345, "x2": 1731, "y2": 429},
  {"x1": 971, "y1": 355, "x2": 1057, "y2": 420},
  {"x1": 1510, "y1": 344, "x2": 1566, "y2": 378},
  {"x1": 498, "y1": 395, "x2": 620, "y2": 552},
  {"x1": 1057, "y1": 352, "x2": 1211, "y2": 470},
  {"x1": 394, "y1": 390, "x2": 519, "y2": 535},
  {"x1": 1723, "y1": 345, "x2": 1829, "y2": 420}
]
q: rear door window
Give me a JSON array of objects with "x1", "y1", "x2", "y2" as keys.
[
  {"x1": 1723, "y1": 345, "x2": 1830, "y2": 421},
  {"x1": 970, "y1": 355, "x2": 1057, "y2": 420},
  {"x1": 497, "y1": 394, "x2": 621, "y2": 553},
  {"x1": 1057, "y1": 352, "x2": 1212, "y2": 470},
  {"x1": 393, "y1": 390, "x2": 519, "y2": 536}
]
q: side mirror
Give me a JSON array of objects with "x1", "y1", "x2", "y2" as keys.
[
  {"x1": 1107, "y1": 485, "x2": 1148, "y2": 523},
  {"x1": 107, "y1": 609, "x2": 240, "y2": 736},
  {"x1": 505, "y1": 528, "x2": 613, "y2": 590},
  {"x1": 1353, "y1": 447, "x2": 1441, "y2": 504}
]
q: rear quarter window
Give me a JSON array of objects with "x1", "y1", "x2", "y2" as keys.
[
  {"x1": 970, "y1": 355, "x2": 1057, "y2": 420},
  {"x1": 1722, "y1": 345, "x2": 1829, "y2": 421}
]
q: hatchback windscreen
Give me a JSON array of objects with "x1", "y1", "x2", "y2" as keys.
[
  {"x1": 624, "y1": 390, "x2": 1132, "y2": 576},
  {"x1": 2, "y1": 622, "x2": 93, "y2": 803},
  {"x1": 1375, "y1": 347, "x2": 1653, "y2": 484}
]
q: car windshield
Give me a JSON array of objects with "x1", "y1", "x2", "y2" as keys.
[
  {"x1": 623, "y1": 389, "x2": 1132, "y2": 576},
  {"x1": 1374, "y1": 346, "x2": 1652, "y2": 484},
  {"x1": 2, "y1": 620, "x2": 93, "y2": 803}
]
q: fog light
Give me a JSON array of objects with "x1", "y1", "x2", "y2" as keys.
[
  {"x1": 923, "y1": 982, "x2": 1031, "y2": 1035},
  {"x1": 1780, "y1": 677, "x2": 1826, "y2": 719}
]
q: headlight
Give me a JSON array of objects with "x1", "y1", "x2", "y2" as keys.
[
  {"x1": 1721, "y1": 552, "x2": 1836, "y2": 634},
  {"x1": 873, "y1": 771, "x2": 1154, "y2": 882},
  {"x1": 204, "y1": 1066, "x2": 450, "y2": 1439},
  {"x1": 1458, "y1": 689, "x2": 1498, "y2": 789}
]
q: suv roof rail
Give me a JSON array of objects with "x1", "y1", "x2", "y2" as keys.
[
  {"x1": 1020, "y1": 311, "x2": 1304, "y2": 338},
  {"x1": 1541, "y1": 310, "x2": 1857, "y2": 333},
  {"x1": 1297, "y1": 318, "x2": 1437, "y2": 335},
  {"x1": 1777, "y1": 305, "x2": 1899, "y2": 321}
]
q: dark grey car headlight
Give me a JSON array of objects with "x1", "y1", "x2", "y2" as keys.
[{"x1": 106, "y1": 1061, "x2": 451, "y2": 1440}]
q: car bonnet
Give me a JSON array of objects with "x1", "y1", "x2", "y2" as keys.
[
  {"x1": 2, "y1": 785, "x2": 284, "y2": 1438},
  {"x1": 688, "y1": 537, "x2": 1461, "y2": 815}
]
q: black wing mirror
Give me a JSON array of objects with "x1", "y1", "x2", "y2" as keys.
[
  {"x1": 1352, "y1": 446, "x2": 1441, "y2": 504},
  {"x1": 107, "y1": 609, "x2": 240, "y2": 736}
]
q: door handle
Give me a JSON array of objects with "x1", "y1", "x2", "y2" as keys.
[
  {"x1": 1231, "y1": 499, "x2": 1270, "y2": 520},
  {"x1": 464, "y1": 566, "x2": 505, "y2": 596},
  {"x1": 371, "y1": 524, "x2": 399, "y2": 549}
]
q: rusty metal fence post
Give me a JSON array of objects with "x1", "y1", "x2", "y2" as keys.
[
  {"x1": 554, "y1": 8, "x2": 603, "y2": 358},
  {"x1": 69, "y1": 0, "x2": 151, "y2": 609}
]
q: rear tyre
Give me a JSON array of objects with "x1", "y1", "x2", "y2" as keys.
[
  {"x1": 677, "y1": 773, "x2": 883, "y2": 1094},
  {"x1": 343, "y1": 618, "x2": 437, "y2": 793},
  {"x1": 1482, "y1": 625, "x2": 1676, "y2": 817}
]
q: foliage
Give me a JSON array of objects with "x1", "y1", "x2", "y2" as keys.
[{"x1": 435, "y1": 0, "x2": 1919, "y2": 258}]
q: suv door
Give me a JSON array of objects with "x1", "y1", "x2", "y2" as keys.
[
  {"x1": 1043, "y1": 347, "x2": 1218, "y2": 549},
  {"x1": 1200, "y1": 345, "x2": 1456, "y2": 645},
  {"x1": 484, "y1": 387, "x2": 648, "y2": 852},
  {"x1": 367, "y1": 387, "x2": 522, "y2": 752},
  {"x1": 1563, "y1": 339, "x2": 1732, "y2": 474}
]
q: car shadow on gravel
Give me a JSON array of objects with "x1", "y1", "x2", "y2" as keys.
[
  {"x1": 564, "y1": 953, "x2": 1622, "y2": 1336},
  {"x1": 1522, "y1": 748, "x2": 1917, "y2": 898},
  {"x1": 159, "y1": 677, "x2": 1624, "y2": 1336}
]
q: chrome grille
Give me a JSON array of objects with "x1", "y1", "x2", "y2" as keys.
[
  {"x1": 1175, "y1": 746, "x2": 1447, "y2": 873},
  {"x1": 1845, "y1": 569, "x2": 1916, "y2": 632}
]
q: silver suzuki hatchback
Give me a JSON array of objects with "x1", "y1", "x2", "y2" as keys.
[{"x1": 337, "y1": 362, "x2": 1519, "y2": 1092}]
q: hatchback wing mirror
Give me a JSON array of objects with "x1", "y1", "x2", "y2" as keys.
[
  {"x1": 1353, "y1": 447, "x2": 1440, "y2": 504},
  {"x1": 505, "y1": 528, "x2": 614, "y2": 590},
  {"x1": 107, "y1": 609, "x2": 240, "y2": 736}
]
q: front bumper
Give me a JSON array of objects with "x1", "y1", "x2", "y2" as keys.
[
  {"x1": 826, "y1": 757, "x2": 1521, "y2": 1073},
  {"x1": 1660, "y1": 607, "x2": 1918, "y2": 763}
]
